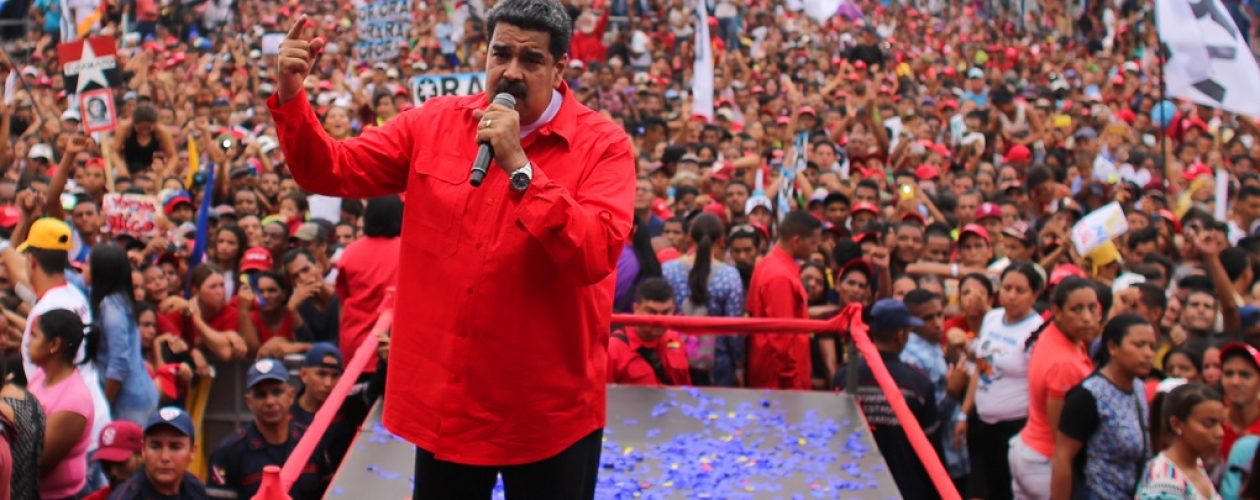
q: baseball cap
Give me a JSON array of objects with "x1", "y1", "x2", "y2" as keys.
[
  {"x1": 798, "y1": 106, "x2": 817, "y2": 117},
  {"x1": 1222, "y1": 342, "x2": 1260, "y2": 371},
  {"x1": 0, "y1": 206, "x2": 19, "y2": 228},
  {"x1": 1182, "y1": 163, "x2": 1214, "y2": 182},
  {"x1": 869, "y1": 299, "x2": 924, "y2": 332},
  {"x1": 967, "y1": 67, "x2": 984, "y2": 79},
  {"x1": 1003, "y1": 145, "x2": 1032, "y2": 164},
  {"x1": 17, "y1": 218, "x2": 72, "y2": 252},
  {"x1": 28, "y1": 143, "x2": 53, "y2": 161},
  {"x1": 304, "y1": 342, "x2": 344, "y2": 370},
  {"x1": 144, "y1": 406, "x2": 195, "y2": 439},
  {"x1": 292, "y1": 222, "x2": 321, "y2": 243},
  {"x1": 61, "y1": 109, "x2": 80, "y2": 122},
  {"x1": 240, "y1": 247, "x2": 273, "y2": 273},
  {"x1": 959, "y1": 223, "x2": 991, "y2": 244},
  {"x1": 744, "y1": 195, "x2": 773, "y2": 215},
  {"x1": 975, "y1": 202, "x2": 1002, "y2": 222},
  {"x1": 851, "y1": 202, "x2": 879, "y2": 216},
  {"x1": 1074, "y1": 127, "x2": 1099, "y2": 140},
  {"x1": 95, "y1": 421, "x2": 142, "y2": 462},
  {"x1": 246, "y1": 358, "x2": 289, "y2": 389},
  {"x1": 1049, "y1": 263, "x2": 1087, "y2": 286},
  {"x1": 162, "y1": 191, "x2": 193, "y2": 216},
  {"x1": 1241, "y1": 306, "x2": 1260, "y2": 329},
  {"x1": 1002, "y1": 221, "x2": 1036, "y2": 245},
  {"x1": 914, "y1": 164, "x2": 940, "y2": 181}
]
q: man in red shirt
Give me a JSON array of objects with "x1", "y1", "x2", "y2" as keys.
[
  {"x1": 607, "y1": 278, "x2": 691, "y2": 386},
  {"x1": 1221, "y1": 342, "x2": 1260, "y2": 458},
  {"x1": 746, "y1": 211, "x2": 822, "y2": 390},
  {"x1": 271, "y1": 0, "x2": 635, "y2": 497}
]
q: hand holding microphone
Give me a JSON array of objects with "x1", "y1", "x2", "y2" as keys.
[{"x1": 471, "y1": 92, "x2": 526, "y2": 187}]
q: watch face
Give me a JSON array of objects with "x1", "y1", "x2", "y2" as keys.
[{"x1": 512, "y1": 172, "x2": 530, "y2": 190}]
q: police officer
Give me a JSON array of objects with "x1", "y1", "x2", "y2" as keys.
[
  {"x1": 108, "y1": 406, "x2": 207, "y2": 499},
  {"x1": 208, "y1": 358, "x2": 331, "y2": 499}
]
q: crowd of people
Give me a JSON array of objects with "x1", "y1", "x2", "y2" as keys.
[{"x1": 0, "y1": 0, "x2": 1255, "y2": 497}]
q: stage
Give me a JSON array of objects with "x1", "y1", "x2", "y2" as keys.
[{"x1": 326, "y1": 385, "x2": 901, "y2": 499}]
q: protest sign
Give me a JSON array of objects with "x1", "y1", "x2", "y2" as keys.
[
  {"x1": 103, "y1": 193, "x2": 160, "y2": 237},
  {"x1": 57, "y1": 35, "x2": 120, "y2": 95},
  {"x1": 356, "y1": 0, "x2": 411, "y2": 62},
  {"x1": 410, "y1": 72, "x2": 486, "y2": 105},
  {"x1": 1071, "y1": 202, "x2": 1129, "y2": 256}
]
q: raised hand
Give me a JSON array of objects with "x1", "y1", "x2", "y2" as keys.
[{"x1": 276, "y1": 15, "x2": 326, "y2": 104}]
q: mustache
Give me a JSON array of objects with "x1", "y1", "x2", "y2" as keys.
[{"x1": 494, "y1": 79, "x2": 528, "y2": 102}]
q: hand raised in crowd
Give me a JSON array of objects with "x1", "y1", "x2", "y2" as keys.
[
  {"x1": 1194, "y1": 226, "x2": 1227, "y2": 258},
  {"x1": 276, "y1": 15, "x2": 326, "y2": 104},
  {"x1": 15, "y1": 189, "x2": 41, "y2": 219}
]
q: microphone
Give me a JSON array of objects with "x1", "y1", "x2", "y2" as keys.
[{"x1": 470, "y1": 92, "x2": 518, "y2": 187}]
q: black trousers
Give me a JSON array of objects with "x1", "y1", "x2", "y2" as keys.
[
  {"x1": 965, "y1": 412, "x2": 1025, "y2": 500},
  {"x1": 413, "y1": 429, "x2": 603, "y2": 499}
]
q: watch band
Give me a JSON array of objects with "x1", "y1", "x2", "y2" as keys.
[{"x1": 511, "y1": 161, "x2": 534, "y2": 191}]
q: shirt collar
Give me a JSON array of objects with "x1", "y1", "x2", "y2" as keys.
[
  {"x1": 461, "y1": 81, "x2": 578, "y2": 147},
  {"x1": 769, "y1": 246, "x2": 801, "y2": 273}
]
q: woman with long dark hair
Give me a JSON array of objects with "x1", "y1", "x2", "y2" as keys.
[
  {"x1": 29, "y1": 309, "x2": 100, "y2": 498},
  {"x1": 0, "y1": 339, "x2": 43, "y2": 499},
  {"x1": 87, "y1": 245, "x2": 158, "y2": 424},
  {"x1": 958, "y1": 261, "x2": 1045, "y2": 500},
  {"x1": 212, "y1": 225, "x2": 248, "y2": 300},
  {"x1": 1136, "y1": 382, "x2": 1225, "y2": 499},
  {"x1": 1051, "y1": 313, "x2": 1155, "y2": 499},
  {"x1": 1013, "y1": 276, "x2": 1100, "y2": 499},
  {"x1": 660, "y1": 213, "x2": 744, "y2": 386}
]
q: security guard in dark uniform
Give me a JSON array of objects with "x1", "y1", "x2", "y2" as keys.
[
  {"x1": 109, "y1": 406, "x2": 207, "y2": 499},
  {"x1": 207, "y1": 358, "x2": 331, "y2": 499}
]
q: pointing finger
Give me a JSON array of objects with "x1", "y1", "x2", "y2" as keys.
[{"x1": 286, "y1": 15, "x2": 308, "y2": 40}]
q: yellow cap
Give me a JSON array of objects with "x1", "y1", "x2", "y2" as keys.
[
  {"x1": 1087, "y1": 241, "x2": 1121, "y2": 274},
  {"x1": 17, "y1": 217, "x2": 72, "y2": 252}
]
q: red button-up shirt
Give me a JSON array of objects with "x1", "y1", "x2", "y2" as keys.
[
  {"x1": 607, "y1": 327, "x2": 692, "y2": 386},
  {"x1": 745, "y1": 246, "x2": 812, "y2": 390},
  {"x1": 267, "y1": 82, "x2": 635, "y2": 465}
]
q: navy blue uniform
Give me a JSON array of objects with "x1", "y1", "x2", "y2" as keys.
[
  {"x1": 107, "y1": 468, "x2": 207, "y2": 499},
  {"x1": 835, "y1": 351, "x2": 943, "y2": 500},
  {"x1": 206, "y1": 419, "x2": 331, "y2": 499}
]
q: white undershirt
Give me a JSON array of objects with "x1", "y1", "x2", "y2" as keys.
[{"x1": 519, "y1": 89, "x2": 562, "y2": 138}]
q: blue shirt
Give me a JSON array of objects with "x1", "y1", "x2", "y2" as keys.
[
  {"x1": 901, "y1": 332, "x2": 968, "y2": 479},
  {"x1": 94, "y1": 293, "x2": 159, "y2": 425},
  {"x1": 208, "y1": 419, "x2": 331, "y2": 499},
  {"x1": 661, "y1": 257, "x2": 746, "y2": 386}
]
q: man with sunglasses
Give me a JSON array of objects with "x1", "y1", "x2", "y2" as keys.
[{"x1": 208, "y1": 358, "x2": 332, "y2": 499}]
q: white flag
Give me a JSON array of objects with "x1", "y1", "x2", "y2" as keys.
[
  {"x1": 690, "y1": 0, "x2": 714, "y2": 122},
  {"x1": 1157, "y1": 0, "x2": 1260, "y2": 117}
]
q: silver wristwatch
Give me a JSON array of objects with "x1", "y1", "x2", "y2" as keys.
[{"x1": 510, "y1": 161, "x2": 534, "y2": 192}]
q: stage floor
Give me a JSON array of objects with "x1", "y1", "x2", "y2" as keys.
[{"x1": 326, "y1": 385, "x2": 900, "y2": 499}]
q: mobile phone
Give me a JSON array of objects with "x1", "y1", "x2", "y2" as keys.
[{"x1": 900, "y1": 184, "x2": 915, "y2": 201}]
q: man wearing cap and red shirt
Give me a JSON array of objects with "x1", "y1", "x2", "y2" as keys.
[
  {"x1": 974, "y1": 202, "x2": 1004, "y2": 243},
  {"x1": 272, "y1": 2, "x2": 635, "y2": 493},
  {"x1": 1219, "y1": 343, "x2": 1260, "y2": 458},
  {"x1": 109, "y1": 407, "x2": 206, "y2": 499},
  {"x1": 747, "y1": 211, "x2": 822, "y2": 390},
  {"x1": 82, "y1": 421, "x2": 143, "y2": 500}
]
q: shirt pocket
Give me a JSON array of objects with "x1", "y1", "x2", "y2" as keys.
[{"x1": 411, "y1": 156, "x2": 471, "y2": 245}]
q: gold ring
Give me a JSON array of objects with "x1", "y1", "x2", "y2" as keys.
[{"x1": 482, "y1": 119, "x2": 492, "y2": 129}]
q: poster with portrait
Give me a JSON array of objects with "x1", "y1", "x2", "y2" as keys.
[{"x1": 79, "y1": 88, "x2": 116, "y2": 133}]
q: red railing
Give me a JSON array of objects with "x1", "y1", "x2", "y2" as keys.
[{"x1": 256, "y1": 302, "x2": 960, "y2": 500}]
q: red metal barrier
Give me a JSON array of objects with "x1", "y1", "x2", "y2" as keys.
[{"x1": 259, "y1": 299, "x2": 960, "y2": 500}]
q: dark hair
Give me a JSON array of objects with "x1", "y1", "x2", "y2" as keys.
[
  {"x1": 282, "y1": 248, "x2": 317, "y2": 269},
  {"x1": 823, "y1": 192, "x2": 850, "y2": 209},
  {"x1": 134, "y1": 300, "x2": 157, "y2": 324},
  {"x1": 362, "y1": 195, "x2": 403, "y2": 238},
  {"x1": 1221, "y1": 247, "x2": 1252, "y2": 282},
  {"x1": 1163, "y1": 343, "x2": 1204, "y2": 376},
  {"x1": 1136, "y1": 283, "x2": 1168, "y2": 314},
  {"x1": 1026, "y1": 275, "x2": 1094, "y2": 350},
  {"x1": 27, "y1": 247, "x2": 69, "y2": 275},
  {"x1": 1027, "y1": 165, "x2": 1053, "y2": 189},
  {"x1": 904, "y1": 289, "x2": 940, "y2": 309},
  {"x1": 1158, "y1": 383, "x2": 1222, "y2": 448},
  {"x1": 486, "y1": 0, "x2": 572, "y2": 60},
  {"x1": 686, "y1": 213, "x2": 724, "y2": 308},
  {"x1": 189, "y1": 263, "x2": 223, "y2": 290},
  {"x1": 635, "y1": 277, "x2": 674, "y2": 304},
  {"x1": 283, "y1": 193, "x2": 309, "y2": 214},
  {"x1": 631, "y1": 215, "x2": 662, "y2": 280},
  {"x1": 1127, "y1": 226, "x2": 1159, "y2": 251},
  {"x1": 855, "y1": 179, "x2": 880, "y2": 194},
  {"x1": 254, "y1": 270, "x2": 291, "y2": 300},
  {"x1": 779, "y1": 210, "x2": 822, "y2": 240},
  {"x1": 1094, "y1": 313, "x2": 1151, "y2": 367},
  {"x1": 133, "y1": 103, "x2": 158, "y2": 124},
  {"x1": 38, "y1": 309, "x2": 99, "y2": 366},
  {"x1": 215, "y1": 225, "x2": 248, "y2": 271},
  {"x1": 1001, "y1": 260, "x2": 1046, "y2": 294},
  {"x1": 959, "y1": 272, "x2": 994, "y2": 298},
  {"x1": 88, "y1": 245, "x2": 135, "y2": 321},
  {"x1": 1240, "y1": 184, "x2": 1260, "y2": 201}
]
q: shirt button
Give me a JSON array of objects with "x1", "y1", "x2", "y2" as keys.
[{"x1": 466, "y1": 287, "x2": 473, "y2": 295}]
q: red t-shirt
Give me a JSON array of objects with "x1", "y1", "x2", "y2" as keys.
[
  {"x1": 249, "y1": 310, "x2": 297, "y2": 345},
  {"x1": 1022, "y1": 323, "x2": 1093, "y2": 458},
  {"x1": 334, "y1": 236, "x2": 400, "y2": 372},
  {"x1": 606, "y1": 327, "x2": 691, "y2": 386},
  {"x1": 160, "y1": 302, "x2": 241, "y2": 346},
  {"x1": 1223, "y1": 402, "x2": 1260, "y2": 458}
]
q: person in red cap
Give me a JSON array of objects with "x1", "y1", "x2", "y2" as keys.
[
  {"x1": 975, "y1": 202, "x2": 1004, "y2": 243},
  {"x1": 746, "y1": 211, "x2": 821, "y2": 390},
  {"x1": 1218, "y1": 342, "x2": 1260, "y2": 458},
  {"x1": 81, "y1": 421, "x2": 143, "y2": 500}
]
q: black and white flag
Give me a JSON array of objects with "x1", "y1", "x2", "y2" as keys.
[{"x1": 1157, "y1": 0, "x2": 1260, "y2": 116}]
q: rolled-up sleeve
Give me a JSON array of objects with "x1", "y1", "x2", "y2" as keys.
[
  {"x1": 266, "y1": 90, "x2": 418, "y2": 198},
  {"x1": 513, "y1": 136, "x2": 635, "y2": 286}
]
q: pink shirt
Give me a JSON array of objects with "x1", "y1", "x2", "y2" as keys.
[
  {"x1": 29, "y1": 369, "x2": 95, "y2": 499},
  {"x1": 1022, "y1": 323, "x2": 1093, "y2": 458}
]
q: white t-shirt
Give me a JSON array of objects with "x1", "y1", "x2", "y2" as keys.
[
  {"x1": 974, "y1": 307, "x2": 1043, "y2": 424},
  {"x1": 21, "y1": 283, "x2": 112, "y2": 453}
]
